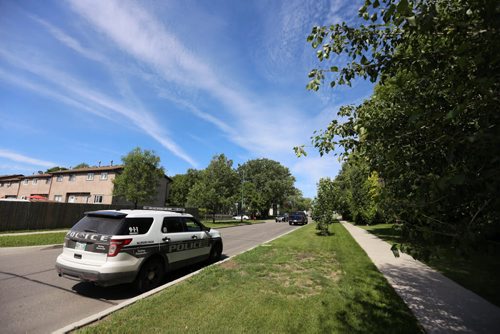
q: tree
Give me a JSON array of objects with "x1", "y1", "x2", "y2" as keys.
[
  {"x1": 73, "y1": 163, "x2": 90, "y2": 169},
  {"x1": 186, "y1": 154, "x2": 239, "y2": 222},
  {"x1": 113, "y1": 147, "x2": 165, "y2": 209},
  {"x1": 46, "y1": 166, "x2": 68, "y2": 173},
  {"x1": 168, "y1": 169, "x2": 202, "y2": 206},
  {"x1": 298, "y1": 0, "x2": 500, "y2": 255},
  {"x1": 237, "y1": 159, "x2": 297, "y2": 217}
]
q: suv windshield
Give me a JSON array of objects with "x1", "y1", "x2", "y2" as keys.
[{"x1": 72, "y1": 215, "x2": 154, "y2": 235}]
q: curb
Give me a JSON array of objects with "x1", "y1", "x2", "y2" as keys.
[
  {"x1": 0, "y1": 243, "x2": 63, "y2": 252},
  {"x1": 53, "y1": 224, "x2": 306, "y2": 333}
]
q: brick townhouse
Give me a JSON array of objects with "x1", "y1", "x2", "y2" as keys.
[{"x1": 0, "y1": 166, "x2": 171, "y2": 206}]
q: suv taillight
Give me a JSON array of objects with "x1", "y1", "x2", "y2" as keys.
[{"x1": 108, "y1": 239, "x2": 132, "y2": 257}]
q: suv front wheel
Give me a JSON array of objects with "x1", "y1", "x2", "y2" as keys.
[{"x1": 209, "y1": 242, "x2": 223, "y2": 263}]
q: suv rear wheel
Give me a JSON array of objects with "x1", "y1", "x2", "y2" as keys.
[{"x1": 135, "y1": 258, "x2": 164, "y2": 293}]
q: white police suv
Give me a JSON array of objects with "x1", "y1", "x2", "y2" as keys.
[{"x1": 55, "y1": 210, "x2": 223, "y2": 292}]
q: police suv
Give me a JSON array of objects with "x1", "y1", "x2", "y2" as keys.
[{"x1": 55, "y1": 210, "x2": 223, "y2": 292}]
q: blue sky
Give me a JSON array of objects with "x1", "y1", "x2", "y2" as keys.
[{"x1": 0, "y1": 0, "x2": 372, "y2": 198}]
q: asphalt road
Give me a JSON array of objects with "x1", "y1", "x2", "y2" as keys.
[{"x1": 0, "y1": 221, "x2": 299, "y2": 334}]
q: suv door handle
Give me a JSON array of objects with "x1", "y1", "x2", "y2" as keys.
[
  {"x1": 191, "y1": 235, "x2": 198, "y2": 240},
  {"x1": 162, "y1": 237, "x2": 170, "y2": 242}
]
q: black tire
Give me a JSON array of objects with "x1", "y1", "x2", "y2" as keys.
[
  {"x1": 209, "y1": 241, "x2": 223, "y2": 263},
  {"x1": 135, "y1": 258, "x2": 164, "y2": 293},
  {"x1": 289, "y1": 222, "x2": 292, "y2": 225}
]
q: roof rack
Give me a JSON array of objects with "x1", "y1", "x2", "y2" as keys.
[{"x1": 143, "y1": 206, "x2": 186, "y2": 213}]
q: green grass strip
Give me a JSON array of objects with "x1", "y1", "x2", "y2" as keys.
[
  {"x1": 79, "y1": 223, "x2": 422, "y2": 333},
  {"x1": 0, "y1": 232, "x2": 66, "y2": 247}
]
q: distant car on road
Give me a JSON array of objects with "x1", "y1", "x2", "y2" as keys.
[
  {"x1": 233, "y1": 215, "x2": 249, "y2": 220},
  {"x1": 55, "y1": 209, "x2": 223, "y2": 292},
  {"x1": 288, "y1": 212, "x2": 308, "y2": 225},
  {"x1": 275, "y1": 213, "x2": 288, "y2": 222}
]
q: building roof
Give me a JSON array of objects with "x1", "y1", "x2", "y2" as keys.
[
  {"x1": 49, "y1": 166, "x2": 124, "y2": 174},
  {"x1": 23, "y1": 174, "x2": 52, "y2": 179},
  {"x1": 0, "y1": 174, "x2": 23, "y2": 182}
]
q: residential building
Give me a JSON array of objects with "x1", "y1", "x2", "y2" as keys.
[
  {"x1": 49, "y1": 166, "x2": 121, "y2": 204},
  {"x1": 17, "y1": 174, "x2": 52, "y2": 200},
  {"x1": 0, "y1": 166, "x2": 172, "y2": 207},
  {"x1": 0, "y1": 175, "x2": 23, "y2": 199}
]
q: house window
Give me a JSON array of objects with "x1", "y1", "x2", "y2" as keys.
[
  {"x1": 54, "y1": 195, "x2": 62, "y2": 202},
  {"x1": 56, "y1": 175, "x2": 63, "y2": 182},
  {"x1": 6, "y1": 182, "x2": 11, "y2": 187},
  {"x1": 23, "y1": 179, "x2": 29, "y2": 185},
  {"x1": 86, "y1": 173, "x2": 94, "y2": 181},
  {"x1": 45, "y1": 179, "x2": 50, "y2": 184},
  {"x1": 94, "y1": 195, "x2": 103, "y2": 203},
  {"x1": 100, "y1": 172, "x2": 108, "y2": 180},
  {"x1": 0, "y1": 183, "x2": 3, "y2": 187},
  {"x1": 32, "y1": 179, "x2": 38, "y2": 185},
  {"x1": 69, "y1": 174, "x2": 76, "y2": 182}
]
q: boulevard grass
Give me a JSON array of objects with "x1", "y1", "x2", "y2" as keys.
[
  {"x1": 0, "y1": 232, "x2": 66, "y2": 247},
  {"x1": 359, "y1": 224, "x2": 500, "y2": 307},
  {"x1": 79, "y1": 223, "x2": 422, "y2": 334}
]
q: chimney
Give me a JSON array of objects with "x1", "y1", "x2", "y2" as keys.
[
  {"x1": 111, "y1": 160, "x2": 113, "y2": 166},
  {"x1": 98, "y1": 161, "x2": 101, "y2": 167}
]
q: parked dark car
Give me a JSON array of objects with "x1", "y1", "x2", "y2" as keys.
[
  {"x1": 275, "y1": 213, "x2": 289, "y2": 222},
  {"x1": 288, "y1": 212, "x2": 308, "y2": 225}
]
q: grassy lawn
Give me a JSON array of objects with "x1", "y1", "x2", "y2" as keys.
[
  {"x1": 79, "y1": 223, "x2": 422, "y2": 333},
  {"x1": 0, "y1": 232, "x2": 66, "y2": 247},
  {"x1": 359, "y1": 223, "x2": 500, "y2": 307}
]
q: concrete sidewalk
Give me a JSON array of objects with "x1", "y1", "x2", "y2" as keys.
[{"x1": 341, "y1": 221, "x2": 500, "y2": 334}]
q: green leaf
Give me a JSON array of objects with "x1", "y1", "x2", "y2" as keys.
[
  {"x1": 397, "y1": 0, "x2": 410, "y2": 16},
  {"x1": 407, "y1": 15, "x2": 416, "y2": 26},
  {"x1": 330, "y1": 66, "x2": 339, "y2": 72}
]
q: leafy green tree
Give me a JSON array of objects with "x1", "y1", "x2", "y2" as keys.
[
  {"x1": 168, "y1": 169, "x2": 202, "y2": 206},
  {"x1": 237, "y1": 159, "x2": 296, "y2": 217},
  {"x1": 46, "y1": 166, "x2": 68, "y2": 173},
  {"x1": 282, "y1": 190, "x2": 312, "y2": 213},
  {"x1": 299, "y1": 0, "x2": 500, "y2": 255},
  {"x1": 186, "y1": 154, "x2": 239, "y2": 222},
  {"x1": 73, "y1": 163, "x2": 90, "y2": 169},
  {"x1": 113, "y1": 148, "x2": 165, "y2": 209}
]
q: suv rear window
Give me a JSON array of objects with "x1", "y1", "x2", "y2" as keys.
[{"x1": 72, "y1": 215, "x2": 154, "y2": 235}]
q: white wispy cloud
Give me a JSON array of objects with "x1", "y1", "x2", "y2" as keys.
[
  {"x1": 292, "y1": 154, "x2": 342, "y2": 198},
  {"x1": 0, "y1": 149, "x2": 57, "y2": 168},
  {"x1": 29, "y1": 15, "x2": 106, "y2": 63},
  {"x1": 67, "y1": 0, "x2": 311, "y2": 156},
  {"x1": 0, "y1": 49, "x2": 197, "y2": 167}
]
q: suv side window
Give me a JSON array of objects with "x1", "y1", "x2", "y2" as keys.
[
  {"x1": 184, "y1": 218, "x2": 202, "y2": 232},
  {"x1": 123, "y1": 217, "x2": 154, "y2": 235},
  {"x1": 162, "y1": 217, "x2": 185, "y2": 233}
]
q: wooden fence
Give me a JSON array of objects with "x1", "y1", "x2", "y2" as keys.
[{"x1": 0, "y1": 202, "x2": 200, "y2": 232}]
